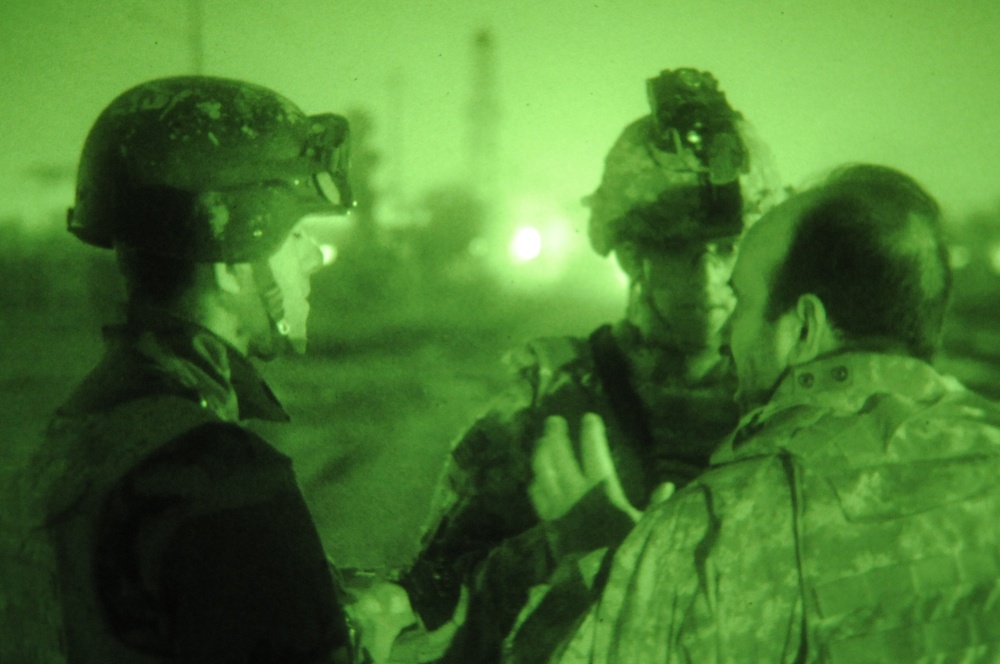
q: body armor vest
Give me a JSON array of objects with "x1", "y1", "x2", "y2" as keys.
[{"x1": 1, "y1": 395, "x2": 218, "y2": 663}]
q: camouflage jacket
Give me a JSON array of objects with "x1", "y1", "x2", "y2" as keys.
[
  {"x1": 0, "y1": 311, "x2": 351, "y2": 663},
  {"x1": 401, "y1": 321, "x2": 738, "y2": 662},
  {"x1": 554, "y1": 351, "x2": 1000, "y2": 663}
]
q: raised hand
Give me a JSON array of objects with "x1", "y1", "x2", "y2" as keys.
[{"x1": 529, "y1": 413, "x2": 645, "y2": 523}]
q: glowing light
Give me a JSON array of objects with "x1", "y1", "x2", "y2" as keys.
[
  {"x1": 510, "y1": 226, "x2": 543, "y2": 261},
  {"x1": 319, "y1": 243, "x2": 337, "y2": 266},
  {"x1": 949, "y1": 245, "x2": 970, "y2": 270},
  {"x1": 990, "y1": 244, "x2": 1000, "y2": 274}
]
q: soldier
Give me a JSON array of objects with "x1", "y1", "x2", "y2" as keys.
[
  {"x1": 542, "y1": 164, "x2": 1000, "y2": 662},
  {"x1": 396, "y1": 68, "x2": 783, "y2": 662},
  {"x1": 1, "y1": 77, "x2": 360, "y2": 663}
]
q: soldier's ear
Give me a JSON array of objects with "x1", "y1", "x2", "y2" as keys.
[
  {"x1": 212, "y1": 263, "x2": 245, "y2": 295},
  {"x1": 788, "y1": 294, "x2": 839, "y2": 364}
]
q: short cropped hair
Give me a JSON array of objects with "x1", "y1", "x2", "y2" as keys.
[
  {"x1": 765, "y1": 164, "x2": 951, "y2": 360},
  {"x1": 116, "y1": 246, "x2": 199, "y2": 306}
]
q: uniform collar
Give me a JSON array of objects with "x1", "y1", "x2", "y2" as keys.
[
  {"x1": 770, "y1": 350, "x2": 946, "y2": 408},
  {"x1": 127, "y1": 308, "x2": 289, "y2": 422},
  {"x1": 61, "y1": 308, "x2": 289, "y2": 423},
  {"x1": 715, "y1": 351, "x2": 954, "y2": 462}
]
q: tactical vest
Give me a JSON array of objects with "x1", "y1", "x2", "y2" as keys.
[
  {"x1": 0, "y1": 395, "x2": 218, "y2": 664},
  {"x1": 496, "y1": 328, "x2": 738, "y2": 664},
  {"x1": 522, "y1": 325, "x2": 729, "y2": 506}
]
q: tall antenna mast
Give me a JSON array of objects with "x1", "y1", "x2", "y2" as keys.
[
  {"x1": 188, "y1": 0, "x2": 205, "y2": 74},
  {"x1": 384, "y1": 68, "x2": 407, "y2": 224},
  {"x1": 467, "y1": 29, "x2": 500, "y2": 213}
]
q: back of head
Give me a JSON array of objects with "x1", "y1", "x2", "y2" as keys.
[
  {"x1": 69, "y1": 76, "x2": 352, "y2": 304},
  {"x1": 767, "y1": 164, "x2": 951, "y2": 360},
  {"x1": 587, "y1": 68, "x2": 783, "y2": 256}
]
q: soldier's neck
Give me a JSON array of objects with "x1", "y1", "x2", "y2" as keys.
[
  {"x1": 613, "y1": 320, "x2": 728, "y2": 384},
  {"x1": 127, "y1": 295, "x2": 251, "y2": 357}
]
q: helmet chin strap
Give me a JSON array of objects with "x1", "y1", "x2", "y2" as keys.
[{"x1": 251, "y1": 259, "x2": 299, "y2": 355}]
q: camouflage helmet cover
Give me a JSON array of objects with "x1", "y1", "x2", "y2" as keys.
[
  {"x1": 68, "y1": 76, "x2": 352, "y2": 263},
  {"x1": 587, "y1": 68, "x2": 782, "y2": 256}
]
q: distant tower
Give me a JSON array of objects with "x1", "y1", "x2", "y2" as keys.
[
  {"x1": 345, "y1": 109, "x2": 380, "y2": 241},
  {"x1": 467, "y1": 29, "x2": 501, "y2": 215},
  {"x1": 382, "y1": 68, "x2": 408, "y2": 225},
  {"x1": 188, "y1": 0, "x2": 204, "y2": 74}
]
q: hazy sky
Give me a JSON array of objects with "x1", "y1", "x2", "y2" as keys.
[{"x1": 3, "y1": 0, "x2": 999, "y2": 229}]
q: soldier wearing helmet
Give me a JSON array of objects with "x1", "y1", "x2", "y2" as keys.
[
  {"x1": 393, "y1": 68, "x2": 783, "y2": 663},
  {"x1": 1, "y1": 77, "x2": 359, "y2": 663}
]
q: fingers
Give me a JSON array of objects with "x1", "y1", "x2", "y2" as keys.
[
  {"x1": 530, "y1": 414, "x2": 661, "y2": 524},
  {"x1": 530, "y1": 416, "x2": 589, "y2": 520},
  {"x1": 346, "y1": 583, "x2": 417, "y2": 663},
  {"x1": 532, "y1": 416, "x2": 572, "y2": 496},
  {"x1": 580, "y1": 412, "x2": 642, "y2": 523},
  {"x1": 580, "y1": 412, "x2": 613, "y2": 482},
  {"x1": 416, "y1": 584, "x2": 470, "y2": 661},
  {"x1": 649, "y1": 481, "x2": 676, "y2": 506},
  {"x1": 452, "y1": 584, "x2": 470, "y2": 625}
]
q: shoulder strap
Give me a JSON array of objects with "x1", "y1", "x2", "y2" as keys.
[
  {"x1": 0, "y1": 395, "x2": 224, "y2": 664},
  {"x1": 520, "y1": 335, "x2": 589, "y2": 406},
  {"x1": 587, "y1": 324, "x2": 656, "y2": 455},
  {"x1": 40, "y1": 395, "x2": 222, "y2": 525}
]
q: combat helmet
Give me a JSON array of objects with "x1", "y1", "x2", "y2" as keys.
[
  {"x1": 587, "y1": 68, "x2": 782, "y2": 257},
  {"x1": 68, "y1": 75, "x2": 352, "y2": 263}
]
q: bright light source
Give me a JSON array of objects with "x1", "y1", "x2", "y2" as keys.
[
  {"x1": 991, "y1": 244, "x2": 1000, "y2": 274},
  {"x1": 510, "y1": 226, "x2": 543, "y2": 261},
  {"x1": 949, "y1": 245, "x2": 970, "y2": 270},
  {"x1": 319, "y1": 244, "x2": 337, "y2": 266}
]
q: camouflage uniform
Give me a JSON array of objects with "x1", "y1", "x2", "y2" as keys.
[
  {"x1": 401, "y1": 321, "x2": 739, "y2": 662},
  {"x1": 554, "y1": 351, "x2": 1000, "y2": 663},
  {"x1": 399, "y1": 68, "x2": 781, "y2": 664},
  {"x1": 0, "y1": 310, "x2": 352, "y2": 663}
]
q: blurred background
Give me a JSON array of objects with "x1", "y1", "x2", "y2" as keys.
[{"x1": 2, "y1": 0, "x2": 1000, "y2": 571}]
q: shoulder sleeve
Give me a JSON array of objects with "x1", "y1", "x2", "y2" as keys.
[
  {"x1": 400, "y1": 340, "x2": 552, "y2": 628},
  {"x1": 403, "y1": 335, "x2": 592, "y2": 629},
  {"x1": 585, "y1": 456, "x2": 804, "y2": 663},
  {"x1": 402, "y1": 401, "x2": 540, "y2": 628},
  {"x1": 96, "y1": 422, "x2": 350, "y2": 663}
]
